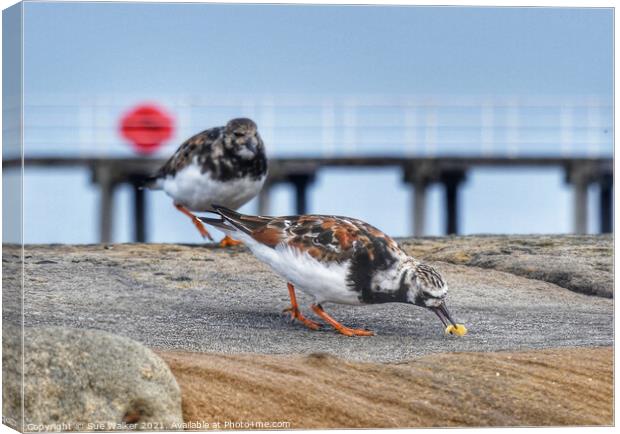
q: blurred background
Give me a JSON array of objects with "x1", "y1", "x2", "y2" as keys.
[{"x1": 3, "y1": 3, "x2": 613, "y2": 244}]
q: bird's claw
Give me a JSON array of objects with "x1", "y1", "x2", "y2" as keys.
[
  {"x1": 283, "y1": 306, "x2": 321, "y2": 330},
  {"x1": 192, "y1": 219, "x2": 213, "y2": 241},
  {"x1": 336, "y1": 327, "x2": 374, "y2": 337},
  {"x1": 219, "y1": 235, "x2": 242, "y2": 247}
]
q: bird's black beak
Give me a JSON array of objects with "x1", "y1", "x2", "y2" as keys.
[
  {"x1": 431, "y1": 302, "x2": 457, "y2": 328},
  {"x1": 244, "y1": 138, "x2": 257, "y2": 154}
]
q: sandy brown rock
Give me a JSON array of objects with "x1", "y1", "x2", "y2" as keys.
[
  {"x1": 159, "y1": 347, "x2": 613, "y2": 428},
  {"x1": 2, "y1": 325, "x2": 23, "y2": 432}
]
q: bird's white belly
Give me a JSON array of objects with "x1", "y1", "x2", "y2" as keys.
[
  {"x1": 163, "y1": 164, "x2": 265, "y2": 212},
  {"x1": 237, "y1": 235, "x2": 363, "y2": 306}
]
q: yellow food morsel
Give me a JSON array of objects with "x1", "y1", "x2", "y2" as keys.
[{"x1": 445, "y1": 324, "x2": 468, "y2": 336}]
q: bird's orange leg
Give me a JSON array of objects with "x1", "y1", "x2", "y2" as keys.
[
  {"x1": 174, "y1": 204, "x2": 214, "y2": 241},
  {"x1": 219, "y1": 235, "x2": 243, "y2": 247},
  {"x1": 311, "y1": 304, "x2": 374, "y2": 336},
  {"x1": 283, "y1": 283, "x2": 321, "y2": 330}
]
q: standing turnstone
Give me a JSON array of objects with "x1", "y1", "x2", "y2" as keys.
[
  {"x1": 145, "y1": 118, "x2": 267, "y2": 246},
  {"x1": 200, "y1": 206, "x2": 467, "y2": 337}
]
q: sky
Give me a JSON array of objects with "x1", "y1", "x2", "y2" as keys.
[
  {"x1": 5, "y1": 2, "x2": 614, "y2": 243},
  {"x1": 22, "y1": 3, "x2": 612, "y2": 96}
]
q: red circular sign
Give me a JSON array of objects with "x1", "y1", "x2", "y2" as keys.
[{"x1": 120, "y1": 104, "x2": 174, "y2": 155}]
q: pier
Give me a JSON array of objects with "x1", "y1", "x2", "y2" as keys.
[{"x1": 4, "y1": 155, "x2": 613, "y2": 242}]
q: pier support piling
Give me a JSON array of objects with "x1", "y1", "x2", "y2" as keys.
[
  {"x1": 288, "y1": 174, "x2": 314, "y2": 215},
  {"x1": 413, "y1": 179, "x2": 428, "y2": 237},
  {"x1": 599, "y1": 173, "x2": 613, "y2": 234},
  {"x1": 257, "y1": 183, "x2": 272, "y2": 216},
  {"x1": 403, "y1": 162, "x2": 444, "y2": 237},
  {"x1": 257, "y1": 172, "x2": 316, "y2": 216},
  {"x1": 441, "y1": 170, "x2": 466, "y2": 235},
  {"x1": 566, "y1": 164, "x2": 597, "y2": 235},
  {"x1": 573, "y1": 181, "x2": 588, "y2": 235},
  {"x1": 93, "y1": 164, "x2": 117, "y2": 244},
  {"x1": 130, "y1": 176, "x2": 147, "y2": 242}
]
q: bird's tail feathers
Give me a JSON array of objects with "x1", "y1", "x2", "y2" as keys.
[
  {"x1": 140, "y1": 175, "x2": 163, "y2": 190},
  {"x1": 211, "y1": 204, "x2": 270, "y2": 235},
  {"x1": 197, "y1": 214, "x2": 234, "y2": 232},
  {"x1": 211, "y1": 204, "x2": 243, "y2": 220}
]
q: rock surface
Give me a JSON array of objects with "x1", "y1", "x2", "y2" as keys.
[
  {"x1": 2, "y1": 327, "x2": 183, "y2": 431},
  {"x1": 401, "y1": 234, "x2": 613, "y2": 298},
  {"x1": 2, "y1": 325, "x2": 23, "y2": 432},
  {"x1": 160, "y1": 346, "x2": 613, "y2": 428},
  {"x1": 3, "y1": 235, "x2": 613, "y2": 363}
]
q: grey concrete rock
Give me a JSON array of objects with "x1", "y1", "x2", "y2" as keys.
[
  {"x1": 2, "y1": 327, "x2": 183, "y2": 431},
  {"x1": 6, "y1": 238, "x2": 612, "y2": 363},
  {"x1": 400, "y1": 234, "x2": 613, "y2": 298}
]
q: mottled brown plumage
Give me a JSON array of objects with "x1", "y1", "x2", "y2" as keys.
[
  {"x1": 153, "y1": 118, "x2": 267, "y2": 182},
  {"x1": 218, "y1": 213, "x2": 400, "y2": 264},
  {"x1": 144, "y1": 118, "x2": 268, "y2": 243}
]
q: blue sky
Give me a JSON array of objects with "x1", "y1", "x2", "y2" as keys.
[
  {"x1": 23, "y1": 4, "x2": 612, "y2": 96},
  {"x1": 10, "y1": 3, "x2": 614, "y2": 243}
]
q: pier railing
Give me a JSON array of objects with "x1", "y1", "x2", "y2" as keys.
[{"x1": 10, "y1": 94, "x2": 613, "y2": 157}]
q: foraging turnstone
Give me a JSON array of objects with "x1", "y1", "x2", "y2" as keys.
[
  {"x1": 145, "y1": 118, "x2": 267, "y2": 246},
  {"x1": 200, "y1": 206, "x2": 467, "y2": 337}
]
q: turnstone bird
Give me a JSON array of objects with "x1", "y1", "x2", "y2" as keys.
[
  {"x1": 145, "y1": 118, "x2": 267, "y2": 246},
  {"x1": 200, "y1": 206, "x2": 467, "y2": 337}
]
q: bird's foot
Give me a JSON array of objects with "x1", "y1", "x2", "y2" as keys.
[
  {"x1": 310, "y1": 304, "x2": 374, "y2": 337},
  {"x1": 174, "y1": 204, "x2": 214, "y2": 241},
  {"x1": 283, "y1": 306, "x2": 321, "y2": 330},
  {"x1": 332, "y1": 325, "x2": 374, "y2": 337},
  {"x1": 193, "y1": 218, "x2": 214, "y2": 241},
  {"x1": 219, "y1": 235, "x2": 242, "y2": 247}
]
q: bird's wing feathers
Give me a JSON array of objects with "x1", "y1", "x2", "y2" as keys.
[
  {"x1": 215, "y1": 206, "x2": 400, "y2": 264},
  {"x1": 154, "y1": 126, "x2": 223, "y2": 179}
]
